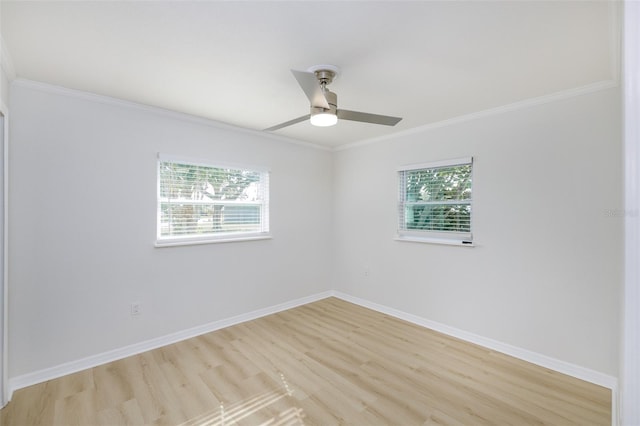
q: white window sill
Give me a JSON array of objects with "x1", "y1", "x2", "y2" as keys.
[
  {"x1": 394, "y1": 235, "x2": 475, "y2": 247},
  {"x1": 155, "y1": 234, "x2": 272, "y2": 248}
]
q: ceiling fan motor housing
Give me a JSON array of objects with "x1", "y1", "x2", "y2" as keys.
[{"x1": 311, "y1": 89, "x2": 337, "y2": 115}]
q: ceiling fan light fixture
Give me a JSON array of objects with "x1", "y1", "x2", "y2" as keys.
[
  {"x1": 310, "y1": 111, "x2": 338, "y2": 127},
  {"x1": 263, "y1": 65, "x2": 402, "y2": 132}
]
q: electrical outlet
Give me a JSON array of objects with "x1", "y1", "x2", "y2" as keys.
[{"x1": 130, "y1": 302, "x2": 141, "y2": 316}]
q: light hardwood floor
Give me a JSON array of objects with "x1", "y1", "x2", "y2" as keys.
[{"x1": 1, "y1": 297, "x2": 611, "y2": 425}]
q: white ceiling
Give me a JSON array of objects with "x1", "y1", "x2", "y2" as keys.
[{"x1": 1, "y1": 1, "x2": 618, "y2": 148}]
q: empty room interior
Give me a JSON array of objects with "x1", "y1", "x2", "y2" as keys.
[{"x1": 0, "y1": 1, "x2": 639, "y2": 425}]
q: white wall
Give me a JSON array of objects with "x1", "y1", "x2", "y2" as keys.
[
  {"x1": 0, "y1": 8, "x2": 11, "y2": 107},
  {"x1": 0, "y1": 75, "x2": 7, "y2": 109},
  {"x1": 332, "y1": 87, "x2": 622, "y2": 376},
  {"x1": 8, "y1": 81, "x2": 333, "y2": 377},
  {"x1": 7, "y1": 78, "x2": 622, "y2": 383},
  {"x1": 0, "y1": 68, "x2": 7, "y2": 108}
]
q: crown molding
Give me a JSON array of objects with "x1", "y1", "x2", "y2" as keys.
[
  {"x1": 336, "y1": 2, "x2": 622, "y2": 153},
  {"x1": 10, "y1": 75, "x2": 621, "y2": 155},
  {"x1": 335, "y1": 79, "x2": 620, "y2": 152},
  {"x1": 11, "y1": 78, "x2": 331, "y2": 152}
]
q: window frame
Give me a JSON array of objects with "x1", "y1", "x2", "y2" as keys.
[
  {"x1": 155, "y1": 154, "x2": 271, "y2": 247},
  {"x1": 396, "y1": 157, "x2": 474, "y2": 246}
]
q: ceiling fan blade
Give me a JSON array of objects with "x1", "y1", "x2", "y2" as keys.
[
  {"x1": 291, "y1": 70, "x2": 330, "y2": 109},
  {"x1": 337, "y1": 109, "x2": 402, "y2": 126},
  {"x1": 264, "y1": 114, "x2": 310, "y2": 132}
]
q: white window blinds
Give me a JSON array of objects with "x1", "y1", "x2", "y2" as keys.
[
  {"x1": 398, "y1": 157, "x2": 473, "y2": 243},
  {"x1": 157, "y1": 156, "x2": 269, "y2": 245}
]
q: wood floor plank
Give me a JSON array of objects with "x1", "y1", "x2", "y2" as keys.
[{"x1": 1, "y1": 297, "x2": 611, "y2": 425}]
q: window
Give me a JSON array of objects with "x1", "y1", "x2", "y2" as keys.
[
  {"x1": 397, "y1": 157, "x2": 473, "y2": 245},
  {"x1": 157, "y1": 155, "x2": 269, "y2": 246}
]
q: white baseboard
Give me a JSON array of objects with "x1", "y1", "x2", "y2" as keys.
[
  {"x1": 7, "y1": 290, "x2": 333, "y2": 397},
  {"x1": 8, "y1": 289, "x2": 619, "y2": 426},
  {"x1": 331, "y1": 291, "x2": 619, "y2": 426}
]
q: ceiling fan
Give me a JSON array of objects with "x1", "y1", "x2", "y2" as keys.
[{"x1": 264, "y1": 65, "x2": 402, "y2": 131}]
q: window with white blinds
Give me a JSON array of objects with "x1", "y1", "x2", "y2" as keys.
[
  {"x1": 397, "y1": 157, "x2": 473, "y2": 244},
  {"x1": 157, "y1": 155, "x2": 270, "y2": 246}
]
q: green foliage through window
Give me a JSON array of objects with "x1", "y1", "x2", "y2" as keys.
[
  {"x1": 158, "y1": 158, "x2": 269, "y2": 241},
  {"x1": 399, "y1": 160, "x2": 472, "y2": 235}
]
